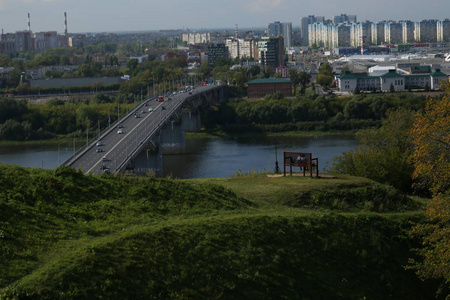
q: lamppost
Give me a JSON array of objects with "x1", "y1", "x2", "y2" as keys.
[{"x1": 274, "y1": 137, "x2": 280, "y2": 173}]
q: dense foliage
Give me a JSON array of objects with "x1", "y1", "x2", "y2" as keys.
[
  {"x1": 0, "y1": 164, "x2": 441, "y2": 299},
  {"x1": 330, "y1": 108, "x2": 416, "y2": 194},
  {"x1": 408, "y1": 85, "x2": 450, "y2": 291},
  {"x1": 0, "y1": 96, "x2": 131, "y2": 140},
  {"x1": 204, "y1": 92, "x2": 428, "y2": 133}
]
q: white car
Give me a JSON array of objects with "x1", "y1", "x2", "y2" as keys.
[
  {"x1": 117, "y1": 129, "x2": 124, "y2": 134},
  {"x1": 148, "y1": 107, "x2": 153, "y2": 112}
]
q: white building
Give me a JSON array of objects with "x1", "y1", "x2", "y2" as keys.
[
  {"x1": 338, "y1": 68, "x2": 448, "y2": 92},
  {"x1": 225, "y1": 38, "x2": 258, "y2": 59},
  {"x1": 181, "y1": 33, "x2": 211, "y2": 45}
]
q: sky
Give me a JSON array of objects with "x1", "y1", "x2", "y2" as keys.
[{"x1": 0, "y1": 0, "x2": 449, "y2": 33}]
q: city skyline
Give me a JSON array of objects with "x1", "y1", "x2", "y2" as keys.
[{"x1": 0, "y1": 0, "x2": 449, "y2": 33}]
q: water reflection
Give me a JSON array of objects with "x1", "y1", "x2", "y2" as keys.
[
  {"x1": 0, "y1": 135, "x2": 358, "y2": 179},
  {"x1": 161, "y1": 135, "x2": 358, "y2": 179}
]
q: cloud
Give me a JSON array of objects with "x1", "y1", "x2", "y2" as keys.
[{"x1": 244, "y1": 0, "x2": 284, "y2": 13}]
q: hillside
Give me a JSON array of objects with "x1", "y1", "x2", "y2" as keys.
[{"x1": 0, "y1": 164, "x2": 441, "y2": 299}]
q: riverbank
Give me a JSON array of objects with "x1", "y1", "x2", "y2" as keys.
[{"x1": 186, "y1": 129, "x2": 358, "y2": 139}]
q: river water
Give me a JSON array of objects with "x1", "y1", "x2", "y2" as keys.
[{"x1": 0, "y1": 135, "x2": 358, "y2": 179}]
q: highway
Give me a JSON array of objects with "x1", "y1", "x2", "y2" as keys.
[{"x1": 66, "y1": 85, "x2": 217, "y2": 175}]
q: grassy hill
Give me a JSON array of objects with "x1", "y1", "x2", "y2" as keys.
[{"x1": 0, "y1": 164, "x2": 441, "y2": 299}]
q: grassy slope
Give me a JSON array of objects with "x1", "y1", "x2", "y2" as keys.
[{"x1": 0, "y1": 165, "x2": 439, "y2": 299}]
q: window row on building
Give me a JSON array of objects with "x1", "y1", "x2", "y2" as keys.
[
  {"x1": 338, "y1": 68, "x2": 448, "y2": 92},
  {"x1": 247, "y1": 78, "x2": 292, "y2": 98},
  {"x1": 209, "y1": 36, "x2": 285, "y2": 67},
  {"x1": 308, "y1": 19, "x2": 450, "y2": 48},
  {"x1": 0, "y1": 31, "x2": 68, "y2": 55}
]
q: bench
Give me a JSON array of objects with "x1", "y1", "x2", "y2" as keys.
[{"x1": 283, "y1": 152, "x2": 319, "y2": 177}]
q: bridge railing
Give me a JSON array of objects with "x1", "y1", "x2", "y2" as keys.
[
  {"x1": 113, "y1": 93, "x2": 189, "y2": 173},
  {"x1": 62, "y1": 96, "x2": 156, "y2": 166}
]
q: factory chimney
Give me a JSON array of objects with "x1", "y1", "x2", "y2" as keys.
[
  {"x1": 64, "y1": 12, "x2": 68, "y2": 35},
  {"x1": 28, "y1": 13, "x2": 31, "y2": 31}
]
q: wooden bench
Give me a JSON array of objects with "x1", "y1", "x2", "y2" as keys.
[{"x1": 283, "y1": 152, "x2": 319, "y2": 177}]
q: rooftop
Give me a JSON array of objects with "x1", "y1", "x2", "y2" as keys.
[{"x1": 247, "y1": 78, "x2": 292, "y2": 84}]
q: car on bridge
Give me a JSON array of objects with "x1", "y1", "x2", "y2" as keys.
[
  {"x1": 148, "y1": 107, "x2": 153, "y2": 112},
  {"x1": 117, "y1": 129, "x2": 124, "y2": 134},
  {"x1": 96, "y1": 148, "x2": 103, "y2": 153},
  {"x1": 96, "y1": 141, "x2": 102, "y2": 146},
  {"x1": 118, "y1": 124, "x2": 123, "y2": 128}
]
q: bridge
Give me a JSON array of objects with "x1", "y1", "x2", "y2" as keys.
[{"x1": 64, "y1": 85, "x2": 224, "y2": 175}]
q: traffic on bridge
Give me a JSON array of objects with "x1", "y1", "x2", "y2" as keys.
[{"x1": 64, "y1": 84, "x2": 222, "y2": 175}]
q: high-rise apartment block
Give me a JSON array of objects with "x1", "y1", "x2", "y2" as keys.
[
  {"x1": 181, "y1": 33, "x2": 211, "y2": 45},
  {"x1": 334, "y1": 14, "x2": 357, "y2": 24},
  {"x1": 225, "y1": 38, "x2": 259, "y2": 59},
  {"x1": 305, "y1": 16, "x2": 450, "y2": 48},
  {"x1": 267, "y1": 21, "x2": 293, "y2": 49},
  {"x1": 0, "y1": 12, "x2": 69, "y2": 55},
  {"x1": 268, "y1": 22, "x2": 283, "y2": 37},
  {"x1": 416, "y1": 19, "x2": 438, "y2": 42},
  {"x1": 207, "y1": 44, "x2": 228, "y2": 66},
  {"x1": 301, "y1": 15, "x2": 325, "y2": 46},
  {"x1": 258, "y1": 36, "x2": 285, "y2": 67},
  {"x1": 438, "y1": 19, "x2": 450, "y2": 42}
]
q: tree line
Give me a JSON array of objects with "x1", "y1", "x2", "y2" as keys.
[
  {"x1": 0, "y1": 95, "x2": 128, "y2": 141},
  {"x1": 203, "y1": 91, "x2": 430, "y2": 133}
]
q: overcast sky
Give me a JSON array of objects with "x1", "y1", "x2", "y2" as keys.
[{"x1": 0, "y1": 0, "x2": 449, "y2": 33}]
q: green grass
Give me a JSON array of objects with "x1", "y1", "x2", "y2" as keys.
[{"x1": 0, "y1": 164, "x2": 439, "y2": 299}]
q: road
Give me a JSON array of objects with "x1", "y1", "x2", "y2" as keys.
[{"x1": 67, "y1": 85, "x2": 215, "y2": 175}]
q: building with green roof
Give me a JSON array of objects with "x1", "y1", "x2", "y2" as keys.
[
  {"x1": 247, "y1": 78, "x2": 292, "y2": 98},
  {"x1": 338, "y1": 68, "x2": 448, "y2": 93}
]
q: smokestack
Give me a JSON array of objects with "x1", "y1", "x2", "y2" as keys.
[
  {"x1": 64, "y1": 12, "x2": 68, "y2": 35},
  {"x1": 28, "y1": 13, "x2": 31, "y2": 31}
]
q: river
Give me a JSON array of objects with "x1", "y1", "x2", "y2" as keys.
[{"x1": 0, "y1": 135, "x2": 358, "y2": 179}]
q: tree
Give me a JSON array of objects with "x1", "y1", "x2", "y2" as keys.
[
  {"x1": 197, "y1": 62, "x2": 211, "y2": 80},
  {"x1": 127, "y1": 59, "x2": 139, "y2": 72},
  {"x1": 316, "y1": 63, "x2": 334, "y2": 88},
  {"x1": 261, "y1": 66, "x2": 274, "y2": 78},
  {"x1": 408, "y1": 85, "x2": 450, "y2": 296},
  {"x1": 288, "y1": 69, "x2": 300, "y2": 96},
  {"x1": 249, "y1": 65, "x2": 261, "y2": 77},
  {"x1": 389, "y1": 83, "x2": 395, "y2": 93},
  {"x1": 0, "y1": 54, "x2": 13, "y2": 67},
  {"x1": 298, "y1": 71, "x2": 311, "y2": 95},
  {"x1": 318, "y1": 63, "x2": 333, "y2": 77},
  {"x1": 331, "y1": 108, "x2": 416, "y2": 193},
  {"x1": 316, "y1": 74, "x2": 333, "y2": 88}
]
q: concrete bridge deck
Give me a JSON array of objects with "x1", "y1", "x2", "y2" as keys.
[{"x1": 64, "y1": 85, "x2": 223, "y2": 175}]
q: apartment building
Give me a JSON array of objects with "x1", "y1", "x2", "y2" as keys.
[
  {"x1": 225, "y1": 38, "x2": 259, "y2": 60},
  {"x1": 258, "y1": 36, "x2": 285, "y2": 67}
]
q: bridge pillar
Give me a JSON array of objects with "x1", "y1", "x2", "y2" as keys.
[
  {"x1": 182, "y1": 110, "x2": 201, "y2": 132},
  {"x1": 129, "y1": 136, "x2": 163, "y2": 176},
  {"x1": 160, "y1": 120, "x2": 185, "y2": 154}
]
